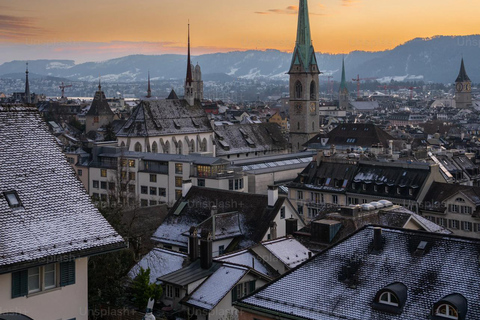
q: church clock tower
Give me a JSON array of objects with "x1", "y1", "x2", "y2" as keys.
[
  {"x1": 289, "y1": 0, "x2": 320, "y2": 152},
  {"x1": 455, "y1": 58, "x2": 472, "y2": 109}
]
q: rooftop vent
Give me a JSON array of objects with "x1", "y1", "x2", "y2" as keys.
[{"x1": 4, "y1": 191, "x2": 22, "y2": 208}]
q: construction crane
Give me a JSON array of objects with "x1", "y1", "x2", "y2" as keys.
[
  {"x1": 352, "y1": 74, "x2": 377, "y2": 99},
  {"x1": 59, "y1": 82, "x2": 72, "y2": 99}
]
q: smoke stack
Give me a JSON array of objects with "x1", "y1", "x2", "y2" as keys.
[
  {"x1": 200, "y1": 230, "x2": 213, "y2": 269},
  {"x1": 269, "y1": 221, "x2": 277, "y2": 240},
  {"x1": 373, "y1": 227, "x2": 383, "y2": 252},
  {"x1": 182, "y1": 179, "x2": 192, "y2": 197},
  {"x1": 286, "y1": 218, "x2": 298, "y2": 235},
  {"x1": 188, "y1": 227, "x2": 199, "y2": 261},
  {"x1": 268, "y1": 185, "x2": 279, "y2": 207}
]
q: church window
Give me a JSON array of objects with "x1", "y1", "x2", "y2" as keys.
[
  {"x1": 134, "y1": 142, "x2": 142, "y2": 152},
  {"x1": 310, "y1": 81, "x2": 316, "y2": 100},
  {"x1": 295, "y1": 81, "x2": 303, "y2": 99}
]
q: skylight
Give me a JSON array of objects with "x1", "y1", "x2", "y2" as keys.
[{"x1": 4, "y1": 191, "x2": 22, "y2": 208}]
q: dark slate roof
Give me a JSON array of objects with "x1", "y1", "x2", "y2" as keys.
[
  {"x1": 152, "y1": 187, "x2": 286, "y2": 249},
  {"x1": 214, "y1": 123, "x2": 288, "y2": 156},
  {"x1": 237, "y1": 226, "x2": 480, "y2": 320},
  {"x1": 86, "y1": 87, "x2": 114, "y2": 117},
  {"x1": 0, "y1": 105, "x2": 124, "y2": 273},
  {"x1": 117, "y1": 99, "x2": 212, "y2": 137},
  {"x1": 167, "y1": 89, "x2": 179, "y2": 100},
  {"x1": 456, "y1": 58, "x2": 471, "y2": 83},
  {"x1": 288, "y1": 159, "x2": 358, "y2": 194},
  {"x1": 347, "y1": 161, "x2": 430, "y2": 201},
  {"x1": 305, "y1": 124, "x2": 394, "y2": 149},
  {"x1": 158, "y1": 259, "x2": 221, "y2": 286},
  {"x1": 423, "y1": 182, "x2": 480, "y2": 211}
]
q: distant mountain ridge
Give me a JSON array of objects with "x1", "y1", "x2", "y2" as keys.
[{"x1": 0, "y1": 35, "x2": 479, "y2": 84}]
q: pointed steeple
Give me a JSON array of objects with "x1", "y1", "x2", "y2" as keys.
[
  {"x1": 456, "y1": 58, "x2": 471, "y2": 83},
  {"x1": 146, "y1": 71, "x2": 152, "y2": 98},
  {"x1": 25, "y1": 62, "x2": 31, "y2": 104},
  {"x1": 290, "y1": 0, "x2": 318, "y2": 72},
  {"x1": 186, "y1": 23, "x2": 193, "y2": 86},
  {"x1": 339, "y1": 57, "x2": 348, "y2": 91}
]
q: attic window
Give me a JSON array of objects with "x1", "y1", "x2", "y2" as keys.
[
  {"x1": 455, "y1": 198, "x2": 465, "y2": 203},
  {"x1": 4, "y1": 191, "x2": 22, "y2": 208},
  {"x1": 372, "y1": 282, "x2": 407, "y2": 315},
  {"x1": 435, "y1": 304, "x2": 458, "y2": 319},
  {"x1": 431, "y1": 294, "x2": 467, "y2": 320}
]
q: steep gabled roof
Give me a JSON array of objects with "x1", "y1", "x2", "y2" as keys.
[
  {"x1": 117, "y1": 99, "x2": 212, "y2": 137},
  {"x1": 237, "y1": 226, "x2": 480, "y2": 320},
  {"x1": 214, "y1": 123, "x2": 288, "y2": 156},
  {"x1": 0, "y1": 105, "x2": 124, "y2": 273}
]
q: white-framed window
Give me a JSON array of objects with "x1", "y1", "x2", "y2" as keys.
[
  {"x1": 297, "y1": 191, "x2": 303, "y2": 200},
  {"x1": 332, "y1": 195, "x2": 338, "y2": 204},
  {"x1": 379, "y1": 291, "x2": 399, "y2": 307},
  {"x1": 435, "y1": 304, "x2": 458, "y2": 319},
  {"x1": 28, "y1": 264, "x2": 57, "y2": 294},
  {"x1": 165, "y1": 284, "x2": 173, "y2": 298}
]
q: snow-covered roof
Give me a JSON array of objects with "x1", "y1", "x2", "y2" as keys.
[
  {"x1": 237, "y1": 226, "x2": 480, "y2": 320},
  {"x1": 184, "y1": 263, "x2": 248, "y2": 311},
  {"x1": 262, "y1": 237, "x2": 311, "y2": 268},
  {"x1": 128, "y1": 248, "x2": 187, "y2": 283},
  {"x1": 0, "y1": 105, "x2": 124, "y2": 272},
  {"x1": 216, "y1": 249, "x2": 271, "y2": 276}
]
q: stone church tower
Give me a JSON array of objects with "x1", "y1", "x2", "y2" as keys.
[
  {"x1": 289, "y1": 0, "x2": 320, "y2": 152},
  {"x1": 184, "y1": 24, "x2": 203, "y2": 106},
  {"x1": 455, "y1": 58, "x2": 472, "y2": 109}
]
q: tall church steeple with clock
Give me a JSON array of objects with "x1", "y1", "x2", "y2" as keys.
[
  {"x1": 455, "y1": 58, "x2": 472, "y2": 109},
  {"x1": 289, "y1": 0, "x2": 320, "y2": 152}
]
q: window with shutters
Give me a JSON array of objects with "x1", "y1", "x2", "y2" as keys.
[
  {"x1": 232, "y1": 280, "x2": 256, "y2": 303},
  {"x1": 12, "y1": 261, "x2": 75, "y2": 298}
]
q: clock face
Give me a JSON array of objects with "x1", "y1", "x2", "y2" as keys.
[
  {"x1": 456, "y1": 83, "x2": 464, "y2": 92},
  {"x1": 466, "y1": 83, "x2": 471, "y2": 92},
  {"x1": 295, "y1": 104, "x2": 303, "y2": 114},
  {"x1": 309, "y1": 103, "x2": 316, "y2": 113}
]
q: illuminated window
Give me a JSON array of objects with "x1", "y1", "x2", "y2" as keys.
[
  {"x1": 101, "y1": 169, "x2": 107, "y2": 177},
  {"x1": 175, "y1": 163, "x2": 183, "y2": 174},
  {"x1": 435, "y1": 304, "x2": 458, "y2": 319},
  {"x1": 175, "y1": 177, "x2": 182, "y2": 188}
]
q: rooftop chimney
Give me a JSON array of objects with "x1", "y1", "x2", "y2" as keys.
[
  {"x1": 188, "y1": 227, "x2": 199, "y2": 261},
  {"x1": 330, "y1": 144, "x2": 336, "y2": 155},
  {"x1": 269, "y1": 221, "x2": 277, "y2": 240},
  {"x1": 200, "y1": 230, "x2": 213, "y2": 269},
  {"x1": 286, "y1": 218, "x2": 298, "y2": 235},
  {"x1": 373, "y1": 227, "x2": 383, "y2": 252},
  {"x1": 268, "y1": 185, "x2": 279, "y2": 207},
  {"x1": 182, "y1": 179, "x2": 192, "y2": 198},
  {"x1": 211, "y1": 205, "x2": 217, "y2": 240}
]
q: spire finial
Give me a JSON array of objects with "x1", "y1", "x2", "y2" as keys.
[
  {"x1": 98, "y1": 75, "x2": 101, "y2": 91},
  {"x1": 186, "y1": 21, "x2": 193, "y2": 86},
  {"x1": 146, "y1": 71, "x2": 152, "y2": 98}
]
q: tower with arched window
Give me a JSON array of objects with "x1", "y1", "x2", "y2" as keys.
[{"x1": 288, "y1": 0, "x2": 320, "y2": 152}]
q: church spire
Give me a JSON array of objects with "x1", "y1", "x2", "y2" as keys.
[
  {"x1": 290, "y1": 0, "x2": 318, "y2": 72},
  {"x1": 25, "y1": 62, "x2": 31, "y2": 104},
  {"x1": 146, "y1": 71, "x2": 152, "y2": 98},
  {"x1": 339, "y1": 57, "x2": 348, "y2": 91},
  {"x1": 456, "y1": 58, "x2": 471, "y2": 83},
  {"x1": 186, "y1": 22, "x2": 193, "y2": 86}
]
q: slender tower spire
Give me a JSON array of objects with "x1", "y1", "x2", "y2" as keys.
[
  {"x1": 290, "y1": 0, "x2": 316, "y2": 72},
  {"x1": 186, "y1": 22, "x2": 193, "y2": 86},
  {"x1": 25, "y1": 62, "x2": 31, "y2": 104},
  {"x1": 339, "y1": 57, "x2": 349, "y2": 110},
  {"x1": 146, "y1": 71, "x2": 152, "y2": 98},
  {"x1": 339, "y1": 57, "x2": 347, "y2": 91}
]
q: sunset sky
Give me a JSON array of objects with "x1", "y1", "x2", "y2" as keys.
[{"x1": 1, "y1": 0, "x2": 479, "y2": 63}]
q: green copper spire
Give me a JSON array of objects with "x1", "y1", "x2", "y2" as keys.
[
  {"x1": 290, "y1": 0, "x2": 317, "y2": 72},
  {"x1": 339, "y1": 57, "x2": 348, "y2": 91}
]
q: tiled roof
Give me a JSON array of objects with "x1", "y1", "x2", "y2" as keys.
[
  {"x1": 423, "y1": 182, "x2": 480, "y2": 209},
  {"x1": 128, "y1": 248, "x2": 187, "y2": 283},
  {"x1": 0, "y1": 105, "x2": 124, "y2": 273},
  {"x1": 214, "y1": 123, "x2": 288, "y2": 156},
  {"x1": 117, "y1": 99, "x2": 212, "y2": 137},
  {"x1": 86, "y1": 88, "x2": 114, "y2": 117},
  {"x1": 237, "y1": 226, "x2": 480, "y2": 320}
]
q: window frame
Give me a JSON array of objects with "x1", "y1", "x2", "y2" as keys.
[
  {"x1": 435, "y1": 303, "x2": 459, "y2": 319},
  {"x1": 379, "y1": 291, "x2": 399, "y2": 307}
]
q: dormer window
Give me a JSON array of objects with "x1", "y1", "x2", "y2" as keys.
[
  {"x1": 372, "y1": 282, "x2": 407, "y2": 315},
  {"x1": 379, "y1": 291, "x2": 399, "y2": 306},
  {"x1": 431, "y1": 294, "x2": 467, "y2": 320},
  {"x1": 4, "y1": 191, "x2": 22, "y2": 208}
]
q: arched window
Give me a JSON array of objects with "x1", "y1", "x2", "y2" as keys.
[
  {"x1": 152, "y1": 141, "x2": 158, "y2": 153},
  {"x1": 312, "y1": 121, "x2": 315, "y2": 131},
  {"x1": 190, "y1": 139, "x2": 195, "y2": 153},
  {"x1": 164, "y1": 141, "x2": 170, "y2": 154},
  {"x1": 297, "y1": 122, "x2": 300, "y2": 130},
  {"x1": 200, "y1": 138, "x2": 207, "y2": 152},
  {"x1": 379, "y1": 292, "x2": 399, "y2": 307},
  {"x1": 134, "y1": 142, "x2": 142, "y2": 152},
  {"x1": 455, "y1": 198, "x2": 465, "y2": 203},
  {"x1": 295, "y1": 81, "x2": 303, "y2": 99},
  {"x1": 120, "y1": 141, "x2": 126, "y2": 147},
  {"x1": 177, "y1": 140, "x2": 183, "y2": 155},
  {"x1": 435, "y1": 304, "x2": 458, "y2": 319},
  {"x1": 310, "y1": 80, "x2": 316, "y2": 100}
]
